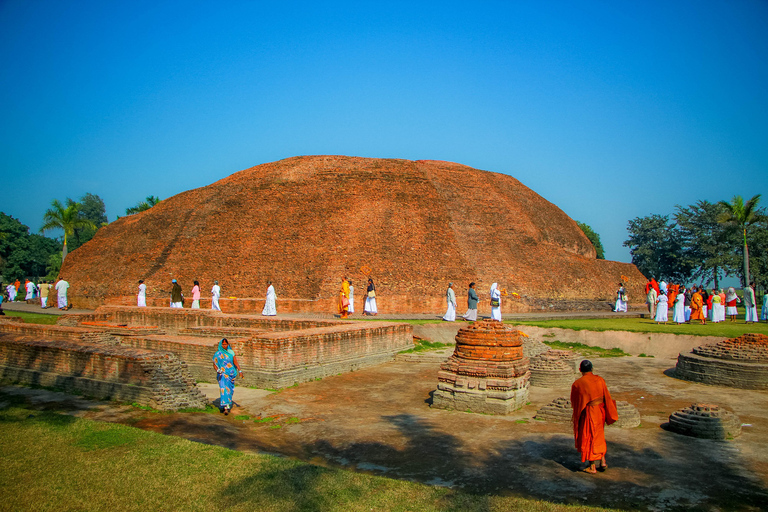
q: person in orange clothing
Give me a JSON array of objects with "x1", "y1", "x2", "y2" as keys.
[
  {"x1": 690, "y1": 286, "x2": 706, "y2": 324},
  {"x1": 570, "y1": 360, "x2": 618, "y2": 474},
  {"x1": 338, "y1": 276, "x2": 350, "y2": 319}
]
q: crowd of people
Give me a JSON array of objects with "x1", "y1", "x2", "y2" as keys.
[
  {"x1": 440, "y1": 281, "x2": 505, "y2": 321},
  {"x1": 640, "y1": 278, "x2": 766, "y2": 324},
  {"x1": 1, "y1": 277, "x2": 71, "y2": 310},
  {"x1": 337, "y1": 277, "x2": 378, "y2": 318}
]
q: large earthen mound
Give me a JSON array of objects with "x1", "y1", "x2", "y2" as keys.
[{"x1": 61, "y1": 156, "x2": 645, "y2": 312}]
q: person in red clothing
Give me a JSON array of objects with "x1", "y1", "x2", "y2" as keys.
[{"x1": 571, "y1": 360, "x2": 619, "y2": 474}]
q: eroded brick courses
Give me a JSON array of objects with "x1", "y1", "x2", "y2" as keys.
[
  {"x1": 668, "y1": 403, "x2": 741, "y2": 440},
  {"x1": 535, "y1": 397, "x2": 640, "y2": 428},
  {"x1": 675, "y1": 334, "x2": 768, "y2": 389}
]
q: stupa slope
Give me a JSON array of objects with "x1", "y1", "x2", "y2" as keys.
[{"x1": 61, "y1": 156, "x2": 645, "y2": 311}]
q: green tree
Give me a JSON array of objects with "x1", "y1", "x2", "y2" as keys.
[
  {"x1": 40, "y1": 200, "x2": 96, "y2": 261},
  {"x1": 0, "y1": 213, "x2": 61, "y2": 281},
  {"x1": 69, "y1": 193, "x2": 108, "y2": 252},
  {"x1": 624, "y1": 214, "x2": 695, "y2": 283},
  {"x1": 575, "y1": 221, "x2": 605, "y2": 259},
  {"x1": 717, "y1": 194, "x2": 764, "y2": 286},
  {"x1": 126, "y1": 195, "x2": 161, "y2": 215},
  {"x1": 674, "y1": 200, "x2": 737, "y2": 289}
]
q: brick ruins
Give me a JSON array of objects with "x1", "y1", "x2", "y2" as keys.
[
  {"x1": 534, "y1": 397, "x2": 641, "y2": 428},
  {"x1": 528, "y1": 349, "x2": 579, "y2": 388},
  {"x1": 667, "y1": 403, "x2": 742, "y2": 440},
  {"x1": 59, "y1": 156, "x2": 646, "y2": 313},
  {"x1": 0, "y1": 306, "x2": 413, "y2": 403},
  {"x1": 432, "y1": 320, "x2": 530, "y2": 414},
  {"x1": 675, "y1": 333, "x2": 768, "y2": 390}
]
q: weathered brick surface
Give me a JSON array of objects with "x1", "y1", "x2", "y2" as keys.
[
  {"x1": 668, "y1": 403, "x2": 741, "y2": 439},
  {"x1": 534, "y1": 397, "x2": 640, "y2": 428},
  {"x1": 675, "y1": 334, "x2": 768, "y2": 389},
  {"x1": 0, "y1": 337, "x2": 207, "y2": 411},
  {"x1": 58, "y1": 156, "x2": 647, "y2": 312},
  {"x1": 529, "y1": 349, "x2": 578, "y2": 388}
]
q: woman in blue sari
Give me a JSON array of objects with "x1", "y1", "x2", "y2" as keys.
[{"x1": 212, "y1": 338, "x2": 242, "y2": 415}]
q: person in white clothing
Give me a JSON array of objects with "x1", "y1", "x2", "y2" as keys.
[
  {"x1": 6, "y1": 284, "x2": 16, "y2": 302},
  {"x1": 211, "y1": 280, "x2": 221, "y2": 311},
  {"x1": 25, "y1": 280, "x2": 35, "y2": 300},
  {"x1": 442, "y1": 283, "x2": 457, "y2": 321},
  {"x1": 262, "y1": 281, "x2": 277, "y2": 316},
  {"x1": 745, "y1": 282, "x2": 758, "y2": 323},
  {"x1": 654, "y1": 293, "x2": 668, "y2": 324},
  {"x1": 673, "y1": 288, "x2": 686, "y2": 324},
  {"x1": 614, "y1": 283, "x2": 628, "y2": 312},
  {"x1": 348, "y1": 280, "x2": 355, "y2": 315},
  {"x1": 490, "y1": 282, "x2": 502, "y2": 321},
  {"x1": 137, "y1": 280, "x2": 147, "y2": 307},
  {"x1": 364, "y1": 278, "x2": 377, "y2": 315},
  {"x1": 55, "y1": 277, "x2": 70, "y2": 310}
]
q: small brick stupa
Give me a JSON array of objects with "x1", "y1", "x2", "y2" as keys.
[
  {"x1": 432, "y1": 320, "x2": 530, "y2": 414},
  {"x1": 676, "y1": 333, "x2": 768, "y2": 389},
  {"x1": 668, "y1": 403, "x2": 742, "y2": 440}
]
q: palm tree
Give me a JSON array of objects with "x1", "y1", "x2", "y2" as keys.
[
  {"x1": 125, "y1": 195, "x2": 161, "y2": 215},
  {"x1": 717, "y1": 194, "x2": 763, "y2": 286},
  {"x1": 40, "y1": 199, "x2": 96, "y2": 261}
]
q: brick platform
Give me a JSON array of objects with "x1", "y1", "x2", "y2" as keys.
[
  {"x1": 432, "y1": 320, "x2": 530, "y2": 414},
  {"x1": 675, "y1": 334, "x2": 768, "y2": 390}
]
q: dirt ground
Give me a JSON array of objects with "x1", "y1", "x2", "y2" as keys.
[{"x1": 5, "y1": 354, "x2": 767, "y2": 511}]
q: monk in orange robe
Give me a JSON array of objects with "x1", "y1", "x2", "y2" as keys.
[
  {"x1": 338, "y1": 277, "x2": 350, "y2": 319},
  {"x1": 570, "y1": 360, "x2": 618, "y2": 474},
  {"x1": 690, "y1": 286, "x2": 706, "y2": 324}
]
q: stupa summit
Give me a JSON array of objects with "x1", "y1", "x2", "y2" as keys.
[{"x1": 61, "y1": 156, "x2": 645, "y2": 312}]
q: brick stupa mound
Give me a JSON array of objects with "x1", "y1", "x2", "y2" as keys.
[
  {"x1": 675, "y1": 334, "x2": 768, "y2": 390},
  {"x1": 432, "y1": 320, "x2": 530, "y2": 414},
  {"x1": 535, "y1": 397, "x2": 640, "y2": 428},
  {"x1": 61, "y1": 156, "x2": 646, "y2": 312},
  {"x1": 667, "y1": 403, "x2": 742, "y2": 440}
]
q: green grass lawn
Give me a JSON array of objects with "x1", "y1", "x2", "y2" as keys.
[
  {"x1": 0, "y1": 392, "x2": 619, "y2": 512},
  {"x1": 1, "y1": 310, "x2": 59, "y2": 325},
  {"x1": 509, "y1": 316, "x2": 768, "y2": 338}
]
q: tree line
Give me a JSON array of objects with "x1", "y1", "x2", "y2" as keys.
[
  {"x1": 0, "y1": 195, "x2": 161, "y2": 282},
  {"x1": 624, "y1": 194, "x2": 766, "y2": 289}
]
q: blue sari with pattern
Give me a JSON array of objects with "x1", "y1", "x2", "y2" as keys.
[{"x1": 213, "y1": 340, "x2": 238, "y2": 408}]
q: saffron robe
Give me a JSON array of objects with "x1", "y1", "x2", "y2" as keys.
[
  {"x1": 690, "y1": 292, "x2": 705, "y2": 321},
  {"x1": 571, "y1": 372, "x2": 618, "y2": 462}
]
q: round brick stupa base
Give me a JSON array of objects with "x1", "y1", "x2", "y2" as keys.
[
  {"x1": 668, "y1": 403, "x2": 742, "y2": 440},
  {"x1": 432, "y1": 320, "x2": 530, "y2": 415}
]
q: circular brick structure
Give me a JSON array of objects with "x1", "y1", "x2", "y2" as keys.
[
  {"x1": 535, "y1": 397, "x2": 640, "y2": 428},
  {"x1": 667, "y1": 403, "x2": 742, "y2": 440},
  {"x1": 432, "y1": 320, "x2": 530, "y2": 415},
  {"x1": 529, "y1": 349, "x2": 578, "y2": 388},
  {"x1": 675, "y1": 334, "x2": 768, "y2": 390}
]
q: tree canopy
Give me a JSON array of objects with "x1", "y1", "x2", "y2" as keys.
[
  {"x1": 40, "y1": 199, "x2": 97, "y2": 260},
  {"x1": 576, "y1": 221, "x2": 605, "y2": 259},
  {"x1": 126, "y1": 195, "x2": 161, "y2": 215},
  {"x1": 0, "y1": 213, "x2": 61, "y2": 281}
]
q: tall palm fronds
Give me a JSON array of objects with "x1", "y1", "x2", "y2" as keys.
[
  {"x1": 40, "y1": 199, "x2": 97, "y2": 261},
  {"x1": 125, "y1": 195, "x2": 161, "y2": 215},
  {"x1": 717, "y1": 194, "x2": 764, "y2": 286}
]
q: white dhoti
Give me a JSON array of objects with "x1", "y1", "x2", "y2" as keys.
[
  {"x1": 462, "y1": 308, "x2": 478, "y2": 321},
  {"x1": 58, "y1": 292, "x2": 67, "y2": 309},
  {"x1": 746, "y1": 307, "x2": 758, "y2": 322},
  {"x1": 727, "y1": 306, "x2": 738, "y2": 316},
  {"x1": 491, "y1": 306, "x2": 501, "y2": 321},
  {"x1": 614, "y1": 299, "x2": 627, "y2": 312},
  {"x1": 191, "y1": 300, "x2": 200, "y2": 309},
  {"x1": 654, "y1": 304, "x2": 668, "y2": 322},
  {"x1": 40, "y1": 297, "x2": 47, "y2": 308},
  {"x1": 25, "y1": 290, "x2": 33, "y2": 300},
  {"x1": 211, "y1": 296, "x2": 220, "y2": 311},
  {"x1": 348, "y1": 292, "x2": 355, "y2": 313},
  {"x1": 170, "y1": 301, "x2": 182, "y2": 308},
  {"x1": 443, "y1": 302, "x2": 456, "y2": 321},
  {"x1": 364, "y1": 297, "x2": 377, "y2": 314},
  {"x1": 684, "y1": 306, "x2": 691, "y2": 322},
  {"x1": 137, "y1": 295, "x2": 146, "y2": 307},
  {"x1": 673, "y1": 302, "x2": 685, "y2": 323}
]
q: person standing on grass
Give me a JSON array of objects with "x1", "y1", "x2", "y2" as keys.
[
  {"x1": 710, "y1": 289, "x2": 722, "y2": 323},
  {"x1": 571, "y1": 360, "x2": 618, "y2": 474},
  {"x1": 212, "y1": 338, "x2": 242, "y2": 415},
  {"x1": 744, "y1": 282, "x2": 758, "y2": 323},
  {"x1": 673, "y1": 286, "x2": 686, "y2": 324},
  {"x1": 646, "y1": 284, "x2": 657, "y2": 320},
  {"x1": 191, "y1": 280, "x2": 201, "y2": 309},
  {"x1": 725, "y1": 287, "x2": 740, "y2": 322},
  {"x1": 137, "y1": 280, "x2": 147, "y2": 307},
  {"x1": 442, "y1": 282, "x2": 457, "y2": 322},
  {"x1": 211, "y1": 280, "x2": 221, "y2": 311},
  {"x1": 655, "y1": 291, "x2": 668, "y2": 324}
]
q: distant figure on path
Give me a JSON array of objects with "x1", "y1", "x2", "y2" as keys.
[
  {"x1": 462, "y1": 282, "x2": 479, "y2": 321},
  {"x1": 673, "y1": 286, "x2": 686, "y2": 324},
  {"x1": 364, "y1": 278, "x2": 377, "y2": 316},
  {"x1": 614, "y1": 283, "x2": 627, "y2": 312},
  {"x1": 24, "y1": 279, "x2": 35, "y2": 301},
  {"x1": 191, "y1": 280, "x2": 201, "y2": 309},
  {"x1": 170, "y1": 279, "x2": 183, "y2": 308},
  {"x1": 709, "y1": 289, "x2": 722, "y2": 323},
  {"x1": 654, "y1": 292, "x2": 668, "y2": 324},
  {"x1": 744, "y1": 282, "x2": 757, "y2": 323},
  {"x1": 212, "y1": 338, "x2": 242, "y2": 415},
  {"x1": 211, "y1": 280, "x2": 221, "y2": 311},
  {"x1": 38, "y1": 281, "x2": 50, "y2": 309},
  {"x1": 690, "y1": 286, "x2": 706, "y2": 325},
  {"x1": 442, "y1": 282, "x2": 457, "y2": 321},
  {"x1": 348, "y1": 280, "x2": 355, "y2": 315},
  {"x1": 570, "y1": 360, "x2": 618, "y2": 474},
  {"x1": 262, "y1": 281, "x2": 276, "y2": 316},
  {"x1": 13, "y1": 279, "x2": 20, "y2": 301},
  {"x1": 6, "y1": 283, "x2": 15, "y2": 302},
  {"x1": 55, "y1": 277, "x2": 70, "y2": 310},
  {"x1": 646, "y1": 284, "x2": 657, "y2": 320},
  {"x1": 338, "y1": 277, "x2": 350, "y2": 319},
  {"x1": 725, "y1": 287, "x2": 740, "y2": 322},
  {"x1": 761, "y1": 290, "x2": 768, "y2": 322},
  {"x1": 137, "y1": 280, "x2": 147, "y2": 307},
  {"x1": 489, "y1": 282, "x2": 502, "y2": 321}
]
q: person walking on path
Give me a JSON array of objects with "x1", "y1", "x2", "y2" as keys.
[
  {"x1": 38, "y1": 281, "x2": 50, "y2": 309},
  {"x1": 614, "y1": 283, "x2": 627, "y2": 312},
  {"x1": 744, "y1": 282, "x2": 758, "y2": 323},
  {"x1": 442, "y1": 282, "x2": 457, "y2": 321},
  {"x1": 570, "y1": 360, "x2": 618, "y2": 474},
  {"x1": 211, "y1": 280, "x2": 221, "y2": 311},
  {"x1": 191, "y1": 280, "x2": 201, "y2": 309},
  {"x1": 262, "y1": 281, "x2": 277, "y2": 316},
  {"x1": 170, "y1": 279, "x2": 183, "y2": 308},
  {"x1": 55, "y1": 277, "x2": 69, "y2": 310},
  {"x1": 489, "y1": 283, "x2": 502, "y2": 321},
  {"x1": 6, "y1": 283, "x2": 16, "y2": 302},
  {"x1": 212, "y1": 338, "x2": 242, "y2": 415},
  {"x1": 338, "y1": 277, "x2": 350, "y2": 319},
  {"x1": 462, "y1": 282, "x2": 479, "y2": 321},
  {"x1": 348, "y1": 280, "x2": 355, "y2": 315},
  {"x1": 137, "y1": 280, "x2": 147, "y2": 307},
  {"x1": 24, "y1": 279, "x2": 35, "y2": 301},
  {"x1": 761, "y1": 290, "x2": 768, "y2": 322},
  {"x1": 364, "y1": 278, "x2": 377, "y2": 316}
]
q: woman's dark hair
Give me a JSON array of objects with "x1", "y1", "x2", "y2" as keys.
[
  {"x1": 579, "y1": 360, "x2": 593, "y2": 373},
  {"x1": 469, "y1": 282, "x2": 475, "y2": 288},
  {"x1": 194, "y1": 280, "x2": 199, "y2": 286}
]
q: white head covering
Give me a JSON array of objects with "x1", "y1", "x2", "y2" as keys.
[
  {"x1": 726, "y1": 287, "x2": 737, "y2": 301},
  {"x1": 490, "y1": 283, "x2": 498, "y2": 297}
]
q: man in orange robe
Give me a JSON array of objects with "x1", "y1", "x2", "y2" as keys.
[
  {"x1": 570, "y1": 360, "x2": 618, "y2": 474},
  {"x1": 338, "y1": 277, "x2": 350, "y2": 319},
  {"x1": 690, "y1": 286, "x2": 706, "y2": 324}
]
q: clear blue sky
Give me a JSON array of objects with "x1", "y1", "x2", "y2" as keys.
[{"x1": 1, "y1": 0, "x2": 766, "y2": 263}]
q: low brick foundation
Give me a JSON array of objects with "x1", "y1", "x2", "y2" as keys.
[
  {"x1": 0, "y1": 337, "x2": 207, "y2": 411},
  {"x1": 675, "y1": 334, "x2": 768, "y2": 390}
]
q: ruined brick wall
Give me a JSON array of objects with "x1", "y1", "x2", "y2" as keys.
[
  {"x1": 59, "y1": 156, "x2": 646, "y2": 312},
  {"x1": 675, "y1": 334, "x2": 768, "y2": 390},
  {"x1": 0, "y1": 338, "x2": 207, "y2": 411}
]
